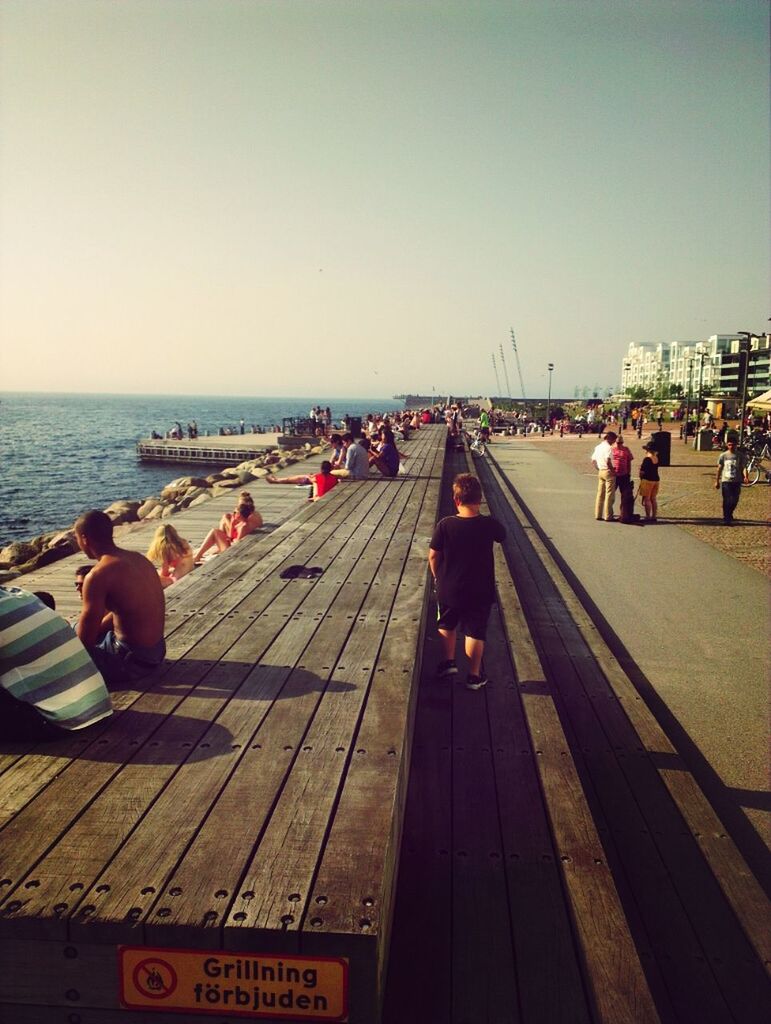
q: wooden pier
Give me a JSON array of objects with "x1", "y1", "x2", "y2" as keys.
[
  {"x1": 136, "y1": 432, "x2": 319, "y2": 464},
  {"x1": 0, "y1": 426, "x2": 445, "y2": 1023},
  {"x1": 0, "y1": 425, "x2": 769, "y2": 1022}
]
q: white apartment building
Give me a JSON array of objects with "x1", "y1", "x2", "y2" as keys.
[
  {"x1": 620, "y1": 341, "x2": 672, "y2": 394},
  {"x1": 669, "y1": 336, "x2": 738, "y2": 391},
  {"x1": 621, "y1": 335, "x2": 740, "y2": 395}
]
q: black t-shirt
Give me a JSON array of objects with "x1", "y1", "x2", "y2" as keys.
[
  {"x1": 430, "y1": 513, "x2": 506, "y2": 608},
  {"x1": 640, "y1": 456, "x2": 660, "y2": 482}
]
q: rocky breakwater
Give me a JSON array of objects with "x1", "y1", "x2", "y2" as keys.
[{"x1": 0, "y1": 444, "x2": 320, "y2": 584}]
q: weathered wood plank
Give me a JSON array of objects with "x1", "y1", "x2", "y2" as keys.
[
  {"x1": 484, "y1": 454, "x2": 771, "y2": 1019},
  {"x1": 67, "y1": 470, "x2": 422, "y2": 945},
  {"x1": 482, "y1": 612, "x2": 593, "y2": 1024},
  {"x1": 491, "y1": 535, "x2": 660, "y2": 1021},
  {"x1": 381, "y1": 626, "x2": 453, "y2": 1024}
]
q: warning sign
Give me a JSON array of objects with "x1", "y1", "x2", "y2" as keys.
[{"x1": 119, "y1": 945, "x2": 348, "y2": 1020}]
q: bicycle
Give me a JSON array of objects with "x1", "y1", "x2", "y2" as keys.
[
  {"x1": 466, "y1": 428, "x2": 487, "y2": 457},
  {"x1": 742, "y1": 440, "x2": 771, "y2": 486}
]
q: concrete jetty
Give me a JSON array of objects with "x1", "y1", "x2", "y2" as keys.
[{"x1": 136, "y1": 431, "x2": 300, "y2": 464}]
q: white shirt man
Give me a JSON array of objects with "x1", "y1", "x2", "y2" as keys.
[{"x1": 590, "y1": 431, "x2": 617, "y2": 521}]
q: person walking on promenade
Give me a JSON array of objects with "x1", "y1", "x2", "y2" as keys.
[
  {"x1": 74, "y1": 510, "x2": 166, "y2": 688},
  {"x1": 639, "y1": 442, "x2": 660, "y2": 522},
  {"x1": 429, "y1": 473, "x2": 506, "y2": 691},
  {"x1": 611, "y1": 435, "x2": 635, "y2": 523},
  {"x1": 715, "y1": 439, "x2": 749, "y2": 525},
  {"x1": 591, "y1": 430, "x2": 617, "y2": 521}
]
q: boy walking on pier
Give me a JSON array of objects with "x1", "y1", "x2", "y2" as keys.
[{"x1": 429, "y1": 473, "x2": 506, "y2": 690}]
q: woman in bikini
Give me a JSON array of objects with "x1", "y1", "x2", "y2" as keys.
[
  {"x1": 146, "y1": 524, "x2": 195, "y2": 588},
  {"x1": 193, "y1": 491, "x2": 263, "y2": 562}
]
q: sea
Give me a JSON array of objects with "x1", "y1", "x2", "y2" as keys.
[{"x1": 0, "y1": 392, "x2": 395, "y2": 548}]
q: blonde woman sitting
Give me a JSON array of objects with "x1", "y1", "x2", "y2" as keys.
[
  {"x1": 146, "y1": 524, "x2": 195, "y2": 589},
  {"x1": 193, "y1": 491, "x2": 263, "y2": 562}
]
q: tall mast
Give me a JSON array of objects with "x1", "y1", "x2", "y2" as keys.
[
  {"x1": 491, "y1": 353, "x2": 503, "y2": 396},
  {"x1": 498, "y1": 344, "x2": 512, "y2": 399},
  {"x1": 510, "y1": 328, "x2": 527, "y2": 400}
]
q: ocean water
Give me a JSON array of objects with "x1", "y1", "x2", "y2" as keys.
[{"x1": 0, "y1": 392, "x2": 393, "y2": 547}]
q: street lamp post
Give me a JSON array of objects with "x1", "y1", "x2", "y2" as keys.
[
  {"x1": 736, "y1": 332, "x2": 761, "y2": 439},
  {"x1": 695, "y1": 347, "x2": 706, "y2": 430},
  {"x1": 546, "y1": 363, "x2": 554, "y2": 432},
  {"x1": 683, "y1": 357, "x2": 694, "y2": 444}
]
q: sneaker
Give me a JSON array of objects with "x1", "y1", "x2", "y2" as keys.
[
  {"x1": 465, "y1": 673, "x2": 488, "y2": 690},
  {"x1": 436, "y1": 659, "x2": 458, "y2": 679}
]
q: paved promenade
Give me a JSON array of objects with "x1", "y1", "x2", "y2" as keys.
[
  {"x1": 486, "y1": 430, "x2": 769, "y2": 874},
  {"x1": 515, "y1": 426, "x2": 770, "y2": 576}
]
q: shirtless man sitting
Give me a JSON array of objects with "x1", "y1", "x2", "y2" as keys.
[{"x1": 74, "y1": 510, "x2": 166, "y2": 688}]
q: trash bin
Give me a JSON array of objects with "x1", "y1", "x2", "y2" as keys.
[
  {"x1": 650, "y1": 430, "x2": 671, "y2": 467},
  {"x1": 348, "y1": 416, "x2": 362, "y2": 438},
  {"x1": 695, "y1": 428, "x2": 713, "y2": 452}
]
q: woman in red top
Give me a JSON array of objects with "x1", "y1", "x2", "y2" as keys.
[
  {"x1": 265, "y1": 461, "x2": 338, "y2": 502},
  {"x1": 193, "y1": 491, "x2": 263, "y2": 562}
]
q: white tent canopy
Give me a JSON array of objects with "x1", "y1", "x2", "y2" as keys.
[{"x1": 748, "y1": 389, "x2": 771, "y2": 411}]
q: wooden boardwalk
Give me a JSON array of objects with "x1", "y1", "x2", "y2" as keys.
[
  {"x1": 0, "y1": 426, "x2": 769, "y2": 1022},
  {"x1": 0, "y1": 427, "x2": 445, "y2": 1022},
  {"x1": 384, "y1": 441, "x2": 770, "y2": 1024}
]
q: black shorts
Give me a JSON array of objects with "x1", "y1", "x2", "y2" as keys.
[{"x1": 436, "y1": 603, "x2": 491, "y2": 641}]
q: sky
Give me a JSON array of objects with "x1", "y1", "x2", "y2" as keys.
[{"x1": 0, "y1": 0, "x2": 768, "y2": 399}]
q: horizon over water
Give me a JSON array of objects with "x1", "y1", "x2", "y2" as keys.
[{"x1": 1, "y1": 391, "x2": 394, "y2": 548}]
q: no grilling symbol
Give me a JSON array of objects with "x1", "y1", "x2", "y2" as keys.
[{"x1": 133, "y1": 957, "x2": 178, "y2": 1000}]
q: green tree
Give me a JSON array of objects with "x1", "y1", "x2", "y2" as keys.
[{"x1": 629, "y1": 386, "x2": 651, "y2": 400}]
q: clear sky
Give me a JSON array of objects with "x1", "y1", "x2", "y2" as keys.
[{"x1": 1, "y1": 0, "x2": 768, "y2": 398}]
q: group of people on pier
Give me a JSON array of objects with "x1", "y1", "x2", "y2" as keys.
[{"x1": 0, "y1": 408, "x2": 424, "y2": 742}]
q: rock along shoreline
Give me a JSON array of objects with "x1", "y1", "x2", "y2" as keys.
[{"x1": 0, "y1": 442, "x2": 323, "y2": 584}]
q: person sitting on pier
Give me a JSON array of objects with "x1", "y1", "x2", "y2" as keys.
[
  {"x1": 326, "y1": 433, "x2": 345, "y2": 469},
  {"x1": 193, "y1": 491, "x2": 263, "y2": 562},
  {"x1": 74, "y1": 564, "x2": 92, "y2": 597},
  {"x1": 74, "y1": 510, "x2": 166, "y2": 688},
  {"x1": 0, "y1": 585, "x2": 113, "y2": 741},
  {"x1": 331, "y1": 433, "x2": 371, "y2": 480},
  {"x1": 369, "y1": 427, "x2": 407, "y2": 477},
  {"x1": 146, "y1": 524, "x2": 195, "y2": 588},
  {"x1": 265, "y1": 461, "x2": 338, "y2": 501}
]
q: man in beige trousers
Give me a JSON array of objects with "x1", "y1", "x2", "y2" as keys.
[{"x1": 590, "y1": 431, "x2": 617, "y2": 521}]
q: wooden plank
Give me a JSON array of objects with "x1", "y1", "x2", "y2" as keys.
[
  {"x1": 0, "y1": 429, "x2": 448, "y2": 1023},
  {"x1": 66, "y1": 471, "x2": 418, "y2": 945},
  {"x1": 75, "y1": 440, "x2": 436, "y2": 950},
  {"x1": 482, "y1": 611, "x2": 592, "y2": 1024},
  {"x1": 220, "y1": 484, "x2": 430, "y2": 942},
  {"x1": 451, "y1": 651, "x2": 520, "y2": 1024},
  {"x1": 490, "y1": 534, "x2": 661, "y2": 1021},
  {"x1": 484, "y1": 454, "x2": 771, "y2": 1019},
  {"x1": 0, "y1": 479, "x2": 385, "y2": 837},
  {"x1": 381, "y1": 619, "x2": 453, "y2": 1024},
  {"x1": 497, "y1": 466, "x2": 771, "y2": 972},
  {"x1": 299, "y1": 438, "x2": 445, "y2": 1020}
]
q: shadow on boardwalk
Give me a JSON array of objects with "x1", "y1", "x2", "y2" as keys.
[{"x1": 384, "y1": 443, "x2": 770, "y2": 1024}]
